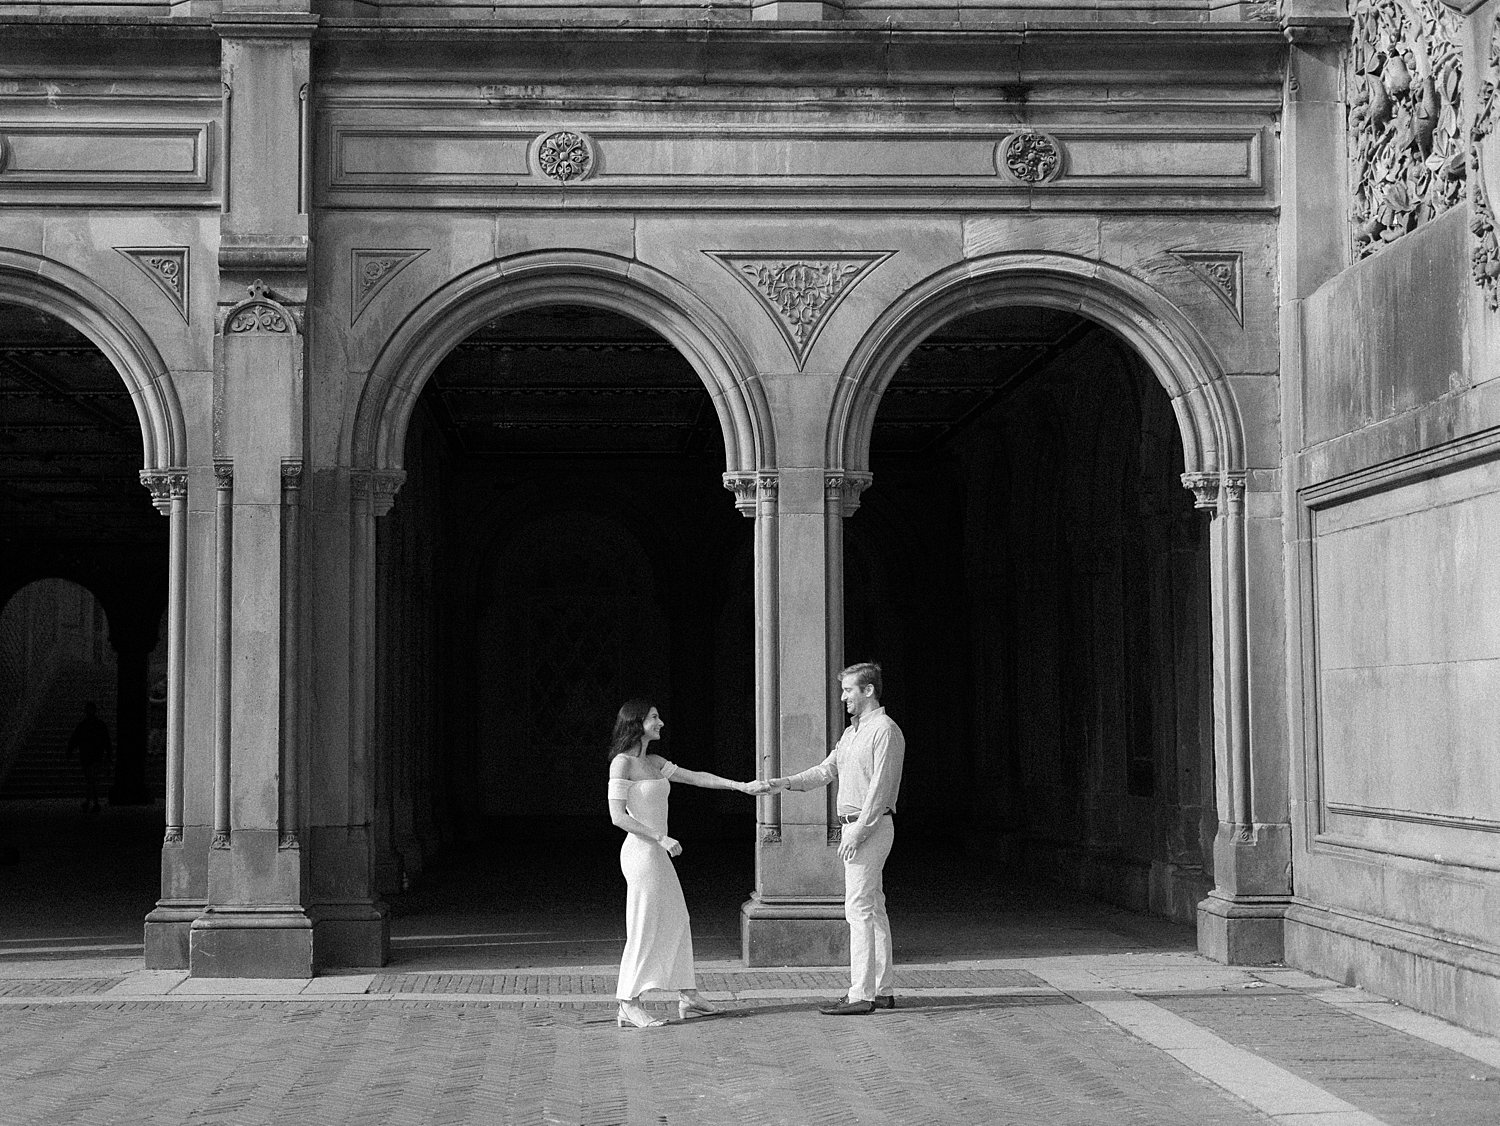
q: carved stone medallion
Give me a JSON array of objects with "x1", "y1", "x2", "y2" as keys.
[
  {"x1": 1169, "y1": 251, "x2": 1244, "y2": 324},
  {"x1": 350, "y1": 248, "x2": 427, "y2": 323},
  {"x1": 116, "y1": 247, "x2": 190, "y2": 322},
  {"x1": 707, "y1": 251, "x2": 893, "y2": 370},
  {"x1": 223, "y1": 280, "x2": 295, "y2": 334},
  {"x1": 534, "y1": 130, "x2": 595, "y2": 183},
  {"x1": 997, "y1": 131, "x2": 1063, "y2": 184},
  {"x1": 1347, "y1": 0, "x2": 1465, "y2": 259}
]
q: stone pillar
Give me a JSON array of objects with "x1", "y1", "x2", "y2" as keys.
[
  {"x1": 187, "y1": 12, "x2": 317, "y2": 977},
  {"x1": 1185, "y1": 471, "x2": 1291, "y2": 964},
  {"x1": 735, "y1": 468, "x2": 870, "y2": 965}
]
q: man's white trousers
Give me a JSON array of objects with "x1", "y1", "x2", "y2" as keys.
[{"x1": 841, "y1": 815, "x2": 895, "y2": 1002}]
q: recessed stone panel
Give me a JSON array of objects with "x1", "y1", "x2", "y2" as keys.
[
  {"x1": 0, "y1": 123, "x2": 210, "y2": 187},
  {"x1": 1309, "y1": 449, "x2": 1500, "y2": 868}
]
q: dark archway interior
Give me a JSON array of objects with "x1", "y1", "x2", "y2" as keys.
[
  {"x1": 0, "y1": 301, "x2": 168, "y2": 947},
  {"x1": 379, "y1": 302, "x2": 1213, "y2": 933},
  {"x1": 377, "y1": 305, "x2": 755, "y2": 903},
  {"x1": 850, "y1": 306, "x2": 1214, "y2": 922}
]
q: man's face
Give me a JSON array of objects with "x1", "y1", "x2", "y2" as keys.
[{"x1": 840, "y1": 675, "x2": 875, "y2": 718}]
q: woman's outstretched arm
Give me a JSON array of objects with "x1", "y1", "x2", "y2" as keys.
[{"x1": 663, "y1": 764, "x2": 756, "y2": 793}]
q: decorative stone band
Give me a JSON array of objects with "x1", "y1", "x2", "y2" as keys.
[
  {"x1": 997, "y1": 130, "x2": 1064, "y2": 184},
  {"x1": 1180, "y1": 470, "x2": 1247, "y2": 513},
  {"x1": 533, "y1": 129, "x2": 596, "y2": 183},
  {"x1": 722, "y1": 471, "x2": 778, "y2": 517},
  {"x1": 139, "y1": 468, "x2": 188, "y2": 515},
  {"x1": 824, "y1": 471, "x2": 873, "y2": 517}
]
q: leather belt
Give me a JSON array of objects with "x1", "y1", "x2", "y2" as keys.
[{"x1": 837, "y1": 810, "x2": 890, "y2": 824}]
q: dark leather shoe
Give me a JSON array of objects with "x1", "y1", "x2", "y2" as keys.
[
  {"x1": 874, "y1": 995, "x2": 896, "y2": 1009},
  {"x1": 819, "y1": 999, "x2": 877, "y2": 1015}
]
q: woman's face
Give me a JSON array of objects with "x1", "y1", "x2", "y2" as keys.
[{"x1": 642, "y1": 707, "x2": 664, "y2": 744}]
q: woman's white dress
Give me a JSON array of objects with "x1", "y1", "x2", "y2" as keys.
[{"x1": 614, "y1": 763, "x2": 696, "y2": 1000}]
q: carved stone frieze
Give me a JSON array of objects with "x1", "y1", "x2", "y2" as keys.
[
  {"x1": 350, "y1": 248, "x2": 427, "y2": 324},
  {"x1": 707, "y1": 252, "x2": 893, "y2": 370},
  {"x1": 1471, "y1": 9, "x2": 1500, "y2": 309},
  {"x1": 1348, "y1": 0, "x2": 1465, "y2": 258},
  {"x1": 139, "y1": 468, "x2": 188, "y2": 515},
  {"x1": 1169, "y1": 251, "x2": 1244, "y2": 324},
  {"x1": 997, "y1": 131, "x2": 1063, "y2": 184},
  {"x1": 116, "y1": 247, "x2": 190, "y2": 322},
  {"x1": 534, "y1": 130, "x2": 595, "y2": 183},
  {"x1": 224, "y1": 280, "x2": 295, "y2": 334}
]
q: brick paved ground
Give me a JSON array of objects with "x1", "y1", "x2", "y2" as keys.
[{"x1": 4, "y1": 802, "x2": 1500, "y2": 1125}]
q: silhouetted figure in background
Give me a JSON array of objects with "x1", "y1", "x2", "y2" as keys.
[{"x1": 68, "y1": 702, "x2": 111, "y2": 814}]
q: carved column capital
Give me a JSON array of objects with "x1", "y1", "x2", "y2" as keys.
[
  {"x1": 1181, "y1": 471, "x2": 1221, "y2": 511},
  {"x1": 1181, "y1": 470, "x2": 1248, "y2": 514},
  {"x1": 139, "y1": 469, "x2": 188, "y2": 515},
  {"x1": 280, "y1": 458, "x2": 303, "y2": 492},
  {"x1": 213, "y1": 460, "x2": 234, "y2": 490},
  {"x1": 371, "y1": 469, "x2": 405, "y2": 517},
  {"x1": 723, "y1": 471, "x2": 777, "y2": 517},
  {"x1": 824, "y1": 471, "x2": 873, "y2": 517}
]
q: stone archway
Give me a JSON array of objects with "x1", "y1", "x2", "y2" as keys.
[
  {"x1": 828, "y1": 252, "x2": 1286, "y2": 965},
  {"x1": 351, "y1": 249, "x2": 773, "y2": 476}
]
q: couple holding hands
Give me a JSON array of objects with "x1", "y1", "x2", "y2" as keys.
[{"x1": 606, "y1": 662, "x2": 906, "y2": 1029}]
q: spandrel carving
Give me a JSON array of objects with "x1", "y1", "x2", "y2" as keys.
[{"x1": 1348, "y1": 0, "x2": 1465, "y2": 259}]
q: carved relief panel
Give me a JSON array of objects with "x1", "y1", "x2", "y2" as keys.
[{"x1": 1347, "y1": 0, "x2": 1466, "y2": 258}]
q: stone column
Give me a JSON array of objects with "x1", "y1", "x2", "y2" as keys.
[
  {"x1": 735, "y1": 468, "x2": 870, "y2": 965},
  {"x1": 141, "y1": 468, "x2": 204, "y2": 969},
  {"x1": 1185, "y1": 471, "x2": 1291, "y2": 964}
]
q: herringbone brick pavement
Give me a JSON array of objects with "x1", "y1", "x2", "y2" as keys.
[{"x1": 0, "y1": 995, "x2": 1279, "y2": 1126}]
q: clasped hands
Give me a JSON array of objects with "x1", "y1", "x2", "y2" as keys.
[
  {"x1": 743, "y1": 779, "x2": 862, "y2": 859},
  {"x1": 743, "y1": 777, "x2": 788, "y2": 796}
]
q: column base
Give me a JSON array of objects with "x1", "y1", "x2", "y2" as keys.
[
  {"x1": 144, "y1": 902, "x2": 200, "y2": 969},
  {"x1": 741, "y1": 896, "x2": 847, "y2": 967},
  {"x1": 311, "y1": 900, "x2": 389, "y2": 968},
  {"x1": 1197, "y1": 892, "x2": 1288, "y2": 965},
  {"x1": 189, "y1": 905, "x2": 314, "y2": 978}
]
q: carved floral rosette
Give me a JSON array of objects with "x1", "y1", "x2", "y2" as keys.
[
  {"x1": 998, "y1": 131, "x2": 1063, "y2": 184},
  {"x1": 1347, "y1": 0, "x2": 1465, "y2": 259},
  {"x1": 533, "y1": 130, "x2": 595, "y2": 183}
]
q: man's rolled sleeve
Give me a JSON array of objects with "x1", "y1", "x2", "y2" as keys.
[{"x1": 786, "y1": 750, "x2": 839, "y2": 791}]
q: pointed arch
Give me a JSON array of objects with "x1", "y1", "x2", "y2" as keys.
[
  {"x1": 350, "y1": 250, "x2": 773, "y2": 474},
  {"x1": 0, "y1": 248, "x2": 185, "y2": 470}
]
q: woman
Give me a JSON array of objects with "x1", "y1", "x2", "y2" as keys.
[{"x1": 607, "y1": 698, "x2": 758, "y2": 1028}]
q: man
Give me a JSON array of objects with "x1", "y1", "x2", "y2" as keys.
[
  {"x1": 766, "y1": 661, "x2": 905, "y2": 1015},
  {"x1": 68, "y1": 702, "x2": 112, "y2": 815}
]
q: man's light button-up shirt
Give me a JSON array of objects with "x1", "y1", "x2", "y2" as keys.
[{"x1": 787, "y1": 706, "x2": 906, "y2": 834}]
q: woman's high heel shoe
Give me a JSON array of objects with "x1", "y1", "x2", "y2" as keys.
[
  {"x1": 617, "y1": 1002, "x2": 666, "y2": 1029},
  {"x1": 678, "y1": 995, "x2": 725, "y2": 1019}
]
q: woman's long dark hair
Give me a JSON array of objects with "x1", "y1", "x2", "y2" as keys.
[{"x1": 607, "y1": 698, "x2": 654, "y2": 760}]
